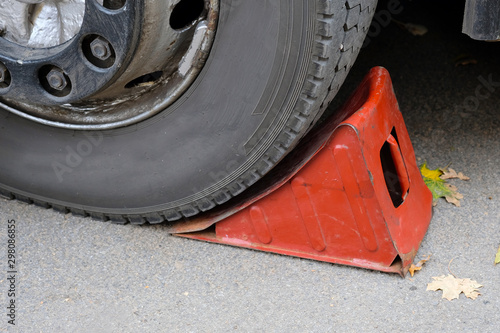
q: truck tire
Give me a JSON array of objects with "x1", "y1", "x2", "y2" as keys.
[{"x1": 0, "y1": 0, "x2": 376, "y2": 223}]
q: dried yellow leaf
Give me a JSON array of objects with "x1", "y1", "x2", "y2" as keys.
[
  {"x1": 440, "y1": 168, "x2": 470, "y2": 181},
  {"x1": 495, "y1": 246, "x2": 500, "y2": 265},
  {"x1": 393, "y1": 19, "x2": 428, "y2": 36},
  {"x1": 454, "y1": 55, "x2": 478, "y2": 67},
  {"x1": 404, "y1": 23, "x2": 428, "y2": 36},
  {"x1": 409, "y1": 255, "x2": 431, "y2": 277},
  {"x1": 420, "y1": 163, "x2": 466, "y2": 207},
  {"x1": 427, "y1": 275, "x2": 482, "y2": 301},
  {"x1": 444, "y1": 184, "x2": 464, "y2": 207},
  {"x1": 455, "y1": 58, "x2": 478, "y2": 67},
  {"x1": 409, "y1": 265, "x2": 422, "y2": 276}
]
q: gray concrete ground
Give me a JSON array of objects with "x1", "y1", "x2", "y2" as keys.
[{"x1": 1, "y1": 0, "x2": 499, "y2": 332}]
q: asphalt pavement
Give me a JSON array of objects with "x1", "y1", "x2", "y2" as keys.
[{"x1": 1, "y1": 0, "x2": 499, "y2": 332}]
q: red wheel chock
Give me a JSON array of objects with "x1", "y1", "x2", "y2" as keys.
[{"x1": 168, "y1": 67, "x2": 433, "y2": 276}]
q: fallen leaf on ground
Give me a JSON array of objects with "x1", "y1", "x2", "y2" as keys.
[
  {"x1": 455, "y1": 58, "x2": 477, "y2": 67},
  {"x1": 427, "y1": 275, "x2": 482, "y2": 301},
  {"x1": 454, "y1": 54, "x2": 478, "y2": 67},
  {"x1": 440, "y1": 168, "x2": 470, "y2": 181},
  {"x1": 495, "y1": 246, "x2": 500, "y2": 265},
  {"x1": 393, "y1": 19, "x2": 428, "y2": 36},
  {"x1": 420, "y1": 163, "x2": 466, "y2": 206},
  {"x1": 409, "y1": 254, "x2": 431, "y2": 277},
  {"x1": 420, "y1": 162, "x2": 443, "y2": 180},
  {"x1": 443, "y1": 184, "x2": 464, "y2": 206}
]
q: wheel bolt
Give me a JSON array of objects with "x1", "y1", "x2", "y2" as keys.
[
  {"x1": 46, "y1": 68, "x2": 67, "y2": 91},
  {"x1": 90, "y1": 36, "x2": 112, "y2": 61}
]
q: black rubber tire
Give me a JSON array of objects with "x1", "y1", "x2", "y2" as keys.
[{"x1": 0, "y1": 0, "x2": 376, "y2": 224}]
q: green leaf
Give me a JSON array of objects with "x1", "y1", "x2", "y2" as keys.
[
  {"x1": 495, "y1": 246, "x2": 500, "y2": 265},
  {"x1": 419, "y1": 162, "x2": 464, "y2": 207}
]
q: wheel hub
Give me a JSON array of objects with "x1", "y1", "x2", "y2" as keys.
[
  {"x1": 0, "y1": 0, "x2": 85, "y2": 48},
  {"x1": 0, "y1": 0, "x2": 218, "y2": 129}
]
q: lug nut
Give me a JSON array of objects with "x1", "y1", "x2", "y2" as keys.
[
  {"x1": 46, "y1": 68, "x2": 67, "y2": 91},
  {"x1": 90, "y1": 36, "x2": 112, "y2": 61}
]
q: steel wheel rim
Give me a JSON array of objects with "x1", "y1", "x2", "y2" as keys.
[{"x1": 0, "y1": 0, "x2": 219, "y2": 130}]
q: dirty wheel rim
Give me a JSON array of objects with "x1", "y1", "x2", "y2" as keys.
[{"x1": 0, "y1": 0, "x2": 218, "y2": 129}]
